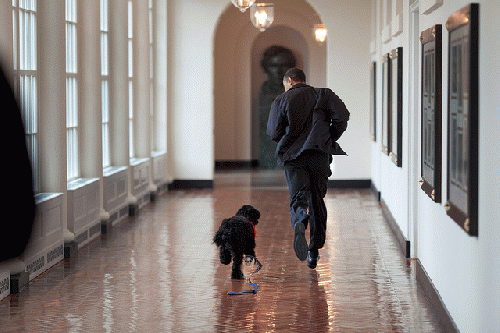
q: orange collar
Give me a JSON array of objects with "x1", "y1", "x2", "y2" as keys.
[{"x1": 250, "y1": 221, "x2": 257, "y2": 238}]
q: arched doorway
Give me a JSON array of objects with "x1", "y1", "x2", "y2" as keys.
[
  {"x1": 213, "y1": 0, "x2": 326, "y2": 168},
  {"x1": 251, "y1": 26, "x2": 309, "y2": 169}
]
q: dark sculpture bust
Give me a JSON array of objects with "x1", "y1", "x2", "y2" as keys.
[{"x1": 258, "y1": 45, "x2": 296, "y2": 169}]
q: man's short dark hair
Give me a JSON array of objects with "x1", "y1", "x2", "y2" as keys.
[{"x1": 283, "y1": 67, "x2": 306, "y2": 83}]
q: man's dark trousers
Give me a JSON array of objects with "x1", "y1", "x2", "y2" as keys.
[{"x1": 284, "y1": 149, "x2": 332, "y2": 252}]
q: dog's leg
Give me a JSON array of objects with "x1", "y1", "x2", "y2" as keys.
[
  {"x1": 243, "y1": 237, "x2": 256, "y2": 265},
  {"x1": 219, "y1": 245, "x2": 232, "y2": 265},
  {"x1": 231, "y1": 251, "x2": 245, "y2": 280}
]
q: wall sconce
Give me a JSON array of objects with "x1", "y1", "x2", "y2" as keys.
[
  {"x1": 314, "y1": 24, "x2": 327, "y2": 43},
  {"x1": 231, "y1": 0, "x2": 255, "y2": 12},
  {"x1": 250, "y1": 3, "x2": 274, "y2": 32}
]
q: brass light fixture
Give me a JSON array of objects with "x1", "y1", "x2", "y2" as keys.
[
  {"x1": 314, "y1": 24, "x2": 327, "y2": 43},
  {"x1": 231, "y1": 0, "x2": 255, "y2": 12},
  {"x1": 250, "y1": 3, "x2": 274, "y2": 32}
]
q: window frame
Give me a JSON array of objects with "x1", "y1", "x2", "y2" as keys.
[
  {"x1": 66, "y1": 0, "x2": 79, "y2": 181},
  {"x1": 101, "y1": 0, "x2": 111, "y2": 168},
  {"x1": 13, "y1": 0, "x2": 39, "y2": 192}
]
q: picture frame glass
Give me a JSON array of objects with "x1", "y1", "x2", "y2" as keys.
[
  {"x1": 420, "y1": 24, "x2": 442, "y2": 203},
  {"x1": 448, "y1": 24, "x2": 470, "y2": 213},
  {"x1": 381, "y1": 55, "x2": 391, "y2": 154},
  {"x1": 390, "y1": 48, "x2": 403, "y2": 167},
  {"x1": 422, "y1": 40, "x2": 436, "y2": 186},
  {"x1": 391, "y1": 54, "x2": 399, "y2": 159},
  {"x1": 370, "y1": 62, "x2": 377, "y2": 141}
]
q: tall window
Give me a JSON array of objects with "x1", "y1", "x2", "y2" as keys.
[
  {"x1": 149, "y1": 0, "x2": 154, "y2": 151},
  {"x1": 101, "y1": 0, "x2": 110, "y2": 168},
  {"x1": 66, "y1": 0, "x2": 79, "y2": 180},
  {"x1": 13, "y1": 0, "x2": 38, "y2": 192},
  {"x1": 128, "y1": 0, "x2": 134, "y2": 158}
]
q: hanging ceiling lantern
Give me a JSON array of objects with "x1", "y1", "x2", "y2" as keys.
[
  {"x1": 314, "y1": 24, "x2": 327, "y2": 43},
  {"x1": 231, "y1": 0, "x2": 255, "y2": 12},
  {"x1": 250, "y1": 3, "x2": 274, "y2": 32}
]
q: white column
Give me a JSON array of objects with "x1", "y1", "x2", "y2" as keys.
[
  {"x1": 109, "y1": 0, "x2": 129, "y2": 168},
  {"x1": 153, "y1": 0, "x2": 167, "y2": 154},
  {"x1": 133, "y1": 0, "x2": 156, "y2": 194},
  {"x1": 133, "y1": 0, "x2": 150, "y2": 159},
  {"x1": 38, "y1": 0, "x2": 68, "y2": 232},
  {"x1": 79, "y1": 0, "x2": 106, "y2": 219}
]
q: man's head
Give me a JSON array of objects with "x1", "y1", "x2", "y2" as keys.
[{"x1": 283, "y1": 67, "x2": 306, "y2": 92}]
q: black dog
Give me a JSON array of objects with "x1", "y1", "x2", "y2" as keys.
[{"x1": 213, "y1": 205, "x2": 261, "y2": 279}]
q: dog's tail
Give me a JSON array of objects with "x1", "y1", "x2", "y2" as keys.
[{"x1": 213, "y1": 219, "x2": 231, "y2": 247}]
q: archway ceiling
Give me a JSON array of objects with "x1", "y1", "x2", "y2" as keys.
[{"x1": 216, "y1": 0, "x2": 322, "y2": 39}]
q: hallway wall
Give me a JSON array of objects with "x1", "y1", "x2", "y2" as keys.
[
  {"x1": 213, "y1": 1, "x2": 326, "y2": 164},
  {"x1": 370, "y1": 0, "x2": 500, "y2": 331},
  {"x1": 173, "y1": 0, "x2": 371, "y2": 181}
]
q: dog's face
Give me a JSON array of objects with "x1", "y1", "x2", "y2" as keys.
[{"x1": 236, "y1": 205, "x2": 261, "y2": 226}]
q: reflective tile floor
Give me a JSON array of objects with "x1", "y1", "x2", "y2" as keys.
[{"x1": 0, "y1": 170, "x2": 442, "y2": 332}]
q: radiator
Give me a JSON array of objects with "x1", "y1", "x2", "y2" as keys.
[
  {"x1": 103, "y1": 166, "x2": 129, "y2": 225},
  {"x1": 130, "y1": 158, "x2": 151, "y2": 208},
  {"x1": 0, "y1": 270, "x2": 9, "y2": 301},
  {"x1": 152, "y1": 151, "x2": 168, "y2": 187},
  {"x1": 67, "y1": 178, "x2": 100, "y2": 248},
  {"x1": 22, "y1": 193, "x2": 64, "y2": 280}
]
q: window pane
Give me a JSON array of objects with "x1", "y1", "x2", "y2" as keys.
[
  {"x1": 66, "y1": 0, "x2": 78, "y2": 180},
  {"x1": 128, "y1": 40, "x2": 133, "y2": 78},
  {"x1": 129, "y1": 120, "x2": 134, "y2": 158},
  {"x1": 101, "y1": 33, "x2": 108, "y2": 76},
  {"x1": 15, "y1": 0, "x2": 38, "y2": 191},
  {"x1": 129, "y1": 81, "x2": 134, "y2": 158},
  {"x1": 100, "y1": 0, "x2": 108, "y2": 31},
  {"x1": 128, "y1": 0, "x2": 133, "y2": 38},
  {"x1": 102, "y1": 124, "x2": 110, "y2": 168},
  {"x1": 102, "y1": 79, "x2": 110, "y2": 167}
]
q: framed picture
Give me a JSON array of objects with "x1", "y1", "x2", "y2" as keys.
[
  {"x1": 390, "y1": 47, "x2": 403, "y2": 167},
  {"x1": 420, "y1": 25, "x2": 442, "y2": 202},
  {"x1": 381, "y1": 53, "x2": 391, "y2": 155},
  {"x1": 445, "y1": 3, "x2": 479, "y2": 236},
  {"x1": 369, "y1": 61, "x2": 377, "y2": 142}
]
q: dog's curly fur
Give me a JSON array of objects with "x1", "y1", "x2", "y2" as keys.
[{"x1": 213, "y1": 205, "x2": 261, "y2": 279}]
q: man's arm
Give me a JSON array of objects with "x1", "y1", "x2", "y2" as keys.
[
  {"x1": 266, "y1": 95, "x2": 287, "y2": 142},
  {"x1": 327, "y1": 90, "x2": 349, "y2": 142}
]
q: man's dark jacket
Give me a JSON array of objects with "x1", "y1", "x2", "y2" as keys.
[{"x1": 266, "y1": 83, "x2": 349, "y2": 163}]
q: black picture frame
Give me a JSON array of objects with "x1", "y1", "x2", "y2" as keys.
[
  {"x1": 390, "y1": 47, "x2": 403, "y2": 167},
  {"x1": 381, "y1": 53, "x2": 391, "y2": 155},
  {"x1": 369, "y1": 61, "x2": 377, "y2": 142},
  {"x1": 445, "y1": 3, "x2": 479, "y2": 236},
  {"x1": 420, "y1": 25, "x2": 442, "y2": 202}
]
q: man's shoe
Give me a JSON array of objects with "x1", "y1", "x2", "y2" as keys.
[
  {"x1": 307, "y1": 251, "x2": 320, "y2": 269},
  {"x1": 293, "y1": 222, "x2": 308, "y2": 261}
]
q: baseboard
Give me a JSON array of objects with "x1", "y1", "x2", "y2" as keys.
[
  {"x1": 413, "y1": 259, "x2": 459, "y2": 332},
  {"x1": 380, "y1": 201, "x2": 458, "y2": 331},
  {"x1": 168, "y1": 179, "x2": 214, "y2": 190},
  {"x1": 101, "y1": 218, "x2": 113, "y2": 234},
  {"x1": 10, "y1": 271, "x2": 29, "y2": 294},
  {"x1": 380, "y1": 199, "x2": 411, "y2": 258},
  {"x1": 215, "y1": 160, "x2": 259, "y2": 170},
  {"x1": 64, "y1": 241, "x2": 78, "y2": 259},
  {"x1": 328, "y1": 179, "x2": 371, "y2": 189},
  {"x1": 370, "y1": 182, "x2": 381, "y2": 201}
]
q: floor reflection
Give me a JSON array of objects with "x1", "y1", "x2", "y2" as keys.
[{"x1": 0, "y1": 171, "x2": 442, "y2": 332}]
